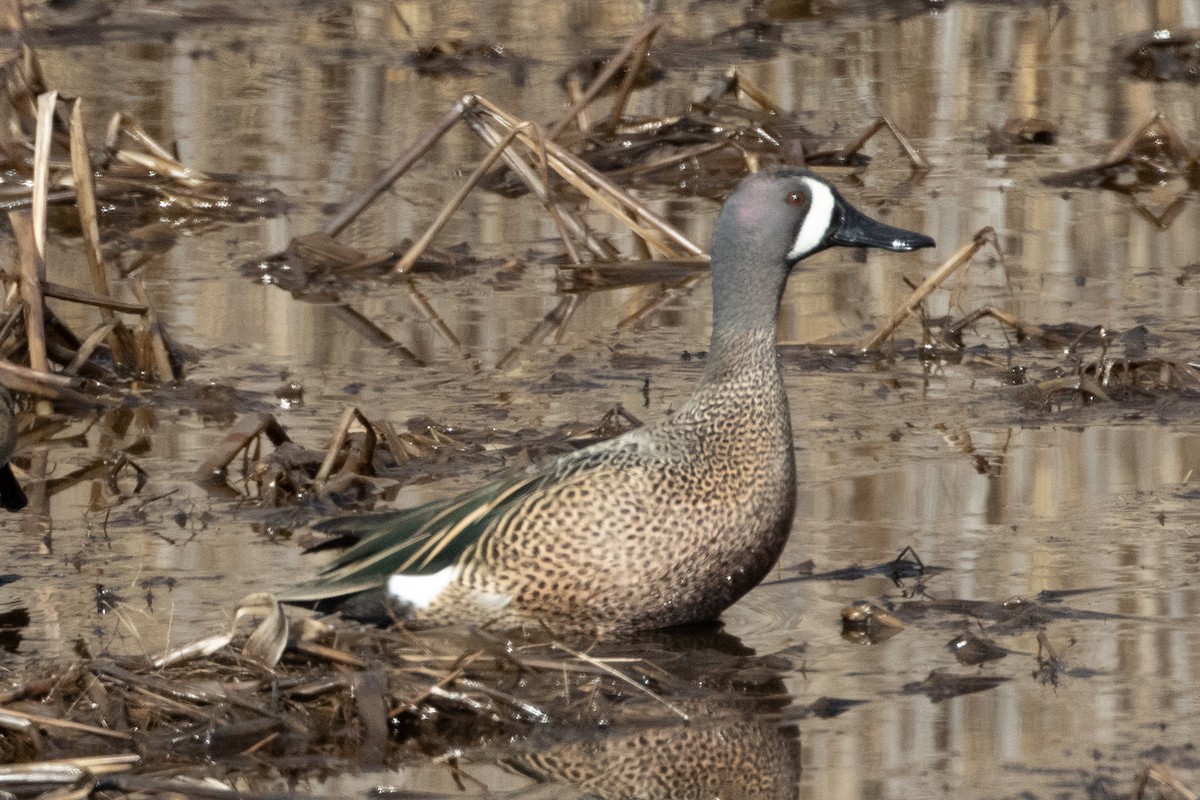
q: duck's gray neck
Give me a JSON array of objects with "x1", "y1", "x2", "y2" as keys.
[
  {"x1": 679, "y1": 290, "x2": 789, "y2": 425},
  {"x1": 697, "y1": 231, "x2": 791, "y2": 391},
  {"x1": 693, "y1": 325, "x2": 783, "y2": 401}
]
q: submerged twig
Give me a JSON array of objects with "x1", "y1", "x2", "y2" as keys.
[
  {"x1": 10, "y1": 210, "x2": 47, "y2": 376},
  {"x1": 394, "y1": 122, "x2": 527, "y2": 274},
  {"x1": 551, "y1": 640, "x2": 690, "y2": 722},
  {"x1": 835, "y1": 116, "x2": 931, "y2": 171},
  {"x1": 859, "y1": 227, "x2": 1000, "y2": 352},
  {"x1": 322, "y1": 98, "x2": 473, "y2": 238},
  {"x1": 547, "y1": 16, "x2": 667, "y2": 141}
]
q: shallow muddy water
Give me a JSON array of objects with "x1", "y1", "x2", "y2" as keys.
[{"x1": 5, "y1": 0, "x2": 1200, "y2": 798}]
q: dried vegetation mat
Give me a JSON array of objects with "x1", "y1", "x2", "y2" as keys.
[{"x1": 1, "y1": 591, "x2": 811, "y2": 799}]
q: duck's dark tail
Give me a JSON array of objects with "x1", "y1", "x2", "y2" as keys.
[{"x1": 0, "y1": 464, "x2": 27, "y2": 512}]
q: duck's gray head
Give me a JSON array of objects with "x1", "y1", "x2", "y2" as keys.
[
  {"x1": 707, "y1": 167, "x2": 934, "y2": 333},
  {"x1": 715, "y1": 167, "x2": 935, "y2": 271}
]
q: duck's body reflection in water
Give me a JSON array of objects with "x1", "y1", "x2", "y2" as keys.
[
  {"x1": 497, "y1": 625, "x2": 801, "y2": 800},
  {"x1": 508, "y1": 713, "x2": 800, "y2": 800}
]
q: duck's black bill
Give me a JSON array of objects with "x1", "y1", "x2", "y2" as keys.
[{"x1": 830, "y1": 203, "x2": 935, "y2": 252}]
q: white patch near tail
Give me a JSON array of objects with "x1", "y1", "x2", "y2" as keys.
[
  {"x1": 787, "y1": 177, "x2": 836, "y2": 261},
  {"x1": 387, "y1": 566, "x2": 459, "y2": 610}
]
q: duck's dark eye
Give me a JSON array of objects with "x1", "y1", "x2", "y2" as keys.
[{"x1": 786, "y1": 191, "x2": 808, "y2": 207}]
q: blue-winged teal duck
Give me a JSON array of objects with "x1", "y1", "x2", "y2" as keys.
[
  {"x1": 281, "y1": 167, "x2": 934, "y2": 636},
  {"x1": 0, "y1": 386, "x2": 26, "y2": 512}
]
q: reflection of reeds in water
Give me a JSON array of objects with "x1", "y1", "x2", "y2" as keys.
[{"x1": 0, "y1": 37, "x2": 280, "y2": 399}]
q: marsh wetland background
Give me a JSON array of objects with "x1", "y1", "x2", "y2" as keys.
[{"x1": 3, "y1": 1, "x2": 1200, "y2": 798}]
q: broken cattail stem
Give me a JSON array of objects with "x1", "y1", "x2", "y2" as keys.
[
  {"x1": 604, "y1": 28, "x2": 656, "y2": 133},
  {"x1": 535, "y1": 140, "x2": 696, "y2": 256},
  {"x1": 0, "y1": 356, "x2": 95, "y2": 390},
  {"x1": 63, "y1": 320, "x2": 119, "y2": 376},
  {"x1": 603, "y1": 136, "x2": 734, "y2": 179},
  {"x1": 1096, "y1": 115, "x2": 1148, "y2": 170},
  {"x1": 127, "y1": 277, "x2": 175, "y2": 382},
  {"x1": 394, "y1": 123, "x2": 527, "y2": 275},
  {"x1": 562, "y1": 79, "x2": 592, "y2": 132},
  {"x1": 104, "y1": 113, "x2": 209, "y2": 186},
  {"x1": 0, "y1": 370, "x2": 109, "y2": 405},
  {"x1": 41, "y1": 280, "x2": 147, "y2": 314},
  {"x1": 68, "y1": 99, "x2": 114, "y2": 318},
  {"x1": 375, "y1": 420, "x2": 409, "y2": 465},
  {"x1": 835, "y1": 116, "x2": 931, "y2": 171},
  {"x1": 195, "y1": 415, "x2": 290, "y2": 480},
  {"x1": 858, "y1": 227, "x2": 999, "y2": 353},
  {"x1": 835, "y1": 118, "x2": 885, "y2": 164},
  {"x1": 314, "y1": 406, "x2": 363, "y2": 485},
  {"x1": 719, "y1": 69, "x2": 787, "y2": 116},
  {"x1": 547, "y1": 16, "x2": 666, "y2": 141},
  {"x1": 105, "y1": 112, "x2": 169, "y2": 163},
  {"x1": 9, "y1": 210, "x2": 48, "y2": 375},
  {"x1": 480, "y1": 104, "x2": 704, "y2": 257},
  {"x1": 525, "y1": 125, "x2": 583, "y2": 264},
  {"x1": 30, "y1": 90, "x2": 56, "y2": 274},
  {"x1": 462, "y1": 108, "x2": 618, "y2": 261},
  {"x1": 473, "y1": 96, "x2": 704, "y2": 259},
  {"x1": 946, "y1": 306, "x2": 1043, "y2": 342},
  {"x1": 694, "y1": 68, "x2": 739, "y2": 112},
  {"x1": 322, "y1": 97, "x2": 474, "y2": 238}
]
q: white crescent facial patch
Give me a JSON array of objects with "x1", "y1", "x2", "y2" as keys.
[{"x1": 787, "y1": 177, "x2": 836, "y2": 262}]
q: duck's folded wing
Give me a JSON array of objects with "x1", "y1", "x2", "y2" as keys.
[{"x1": 278, "y1": 472, "x2": 546, "y2": 602}]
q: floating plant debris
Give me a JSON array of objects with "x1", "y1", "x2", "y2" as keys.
[
  {"x1": 840, "y1": 600, "x2": 905, "y2": 645},
  {"x1": 985, "y1": 117, "x2": 1058, "y2": 155},
  {"x1": 197, "y1": 405, "x2": 642, "y2": 509},
  {"x1": 1043, "y1": 112, "x2": 1200, "y2": 191},
  {"x1": 1115, "y1": 27, "x2": 1200, "y2": 83},
  {"x1": 408, "y1": 39, "x2": 521, "y2": 78},
  {"x1": 0, "y1": 601, "x2": 802, "y2": 798},
  {"x1": 901, "y1": 670, "x2": 1010, "y2": 703}
]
